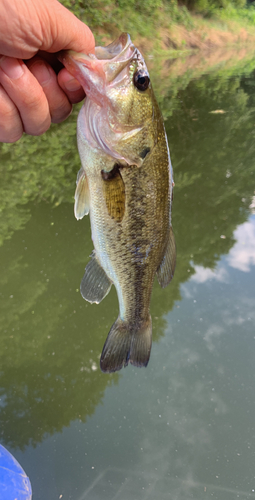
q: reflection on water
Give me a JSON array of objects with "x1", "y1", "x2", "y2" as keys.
[
  {"x1": 227, "y1": 218, "x2": 255, "y2": 272},
  {"x1": 0, "y1": 54, "x2": 255, "y2": 499}
]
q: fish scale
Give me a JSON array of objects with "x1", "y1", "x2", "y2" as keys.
[{"x1": 59, "y1": 33, "x2": 176, "y2": 372}]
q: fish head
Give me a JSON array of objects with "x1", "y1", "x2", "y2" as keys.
[{"x1": 59, "y1": 33, "x2": 159, "y2": 166}]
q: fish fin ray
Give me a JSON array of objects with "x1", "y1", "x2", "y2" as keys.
[
  {"x1": 80, "y1": 251, "x2": 112, "y2": 304},
  {"x1": 74, "y1": 168, "x2": 90, "y2": 220},
  {"x1": 100, "y1": 315, "x2": 152, "y2": 373},
  {"x1": 157, "y1": 226, "x2": 176, "y2": 288},
  {"x1": 102, "y1": 167, "x2": 125, "y2": 222}
]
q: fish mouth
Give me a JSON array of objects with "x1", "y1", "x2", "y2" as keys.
[
  {"x1": 95, "y1": 32, "x2": 132, "y2": 61},
  {"x1": 58, "y1": 33, "x2": 135, "y2": 95},
  {"x1": 59, "y1": 34, "x2": 143, "y2": 165}
]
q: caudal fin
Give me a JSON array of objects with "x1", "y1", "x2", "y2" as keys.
[{"x1": 100, "y1": 316, "x2": 152, "y2": 373}]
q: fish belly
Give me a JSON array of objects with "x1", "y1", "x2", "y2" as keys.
[
  {"x1": 88, "y1": 141, "x2": 170, "y2": 322},
  {"x1": 78, "y1": 126, "x2": 173, "y2": 372}
]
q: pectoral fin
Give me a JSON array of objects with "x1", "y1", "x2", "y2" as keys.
[
  {"x1": 74, "y1": 168, "x2": 90, "y2": 220},
  {"x1": 157, "y1": 226, "x2": 176, "y2": 288},
  {"x1": 101, "y1": 166, "x2": 125, "y2": 222},
  {"x1": 80, "y1": 251, "x2": 112, "y2": 304}
]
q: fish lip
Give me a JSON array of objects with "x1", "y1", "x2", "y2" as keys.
[
  {"x1": 94, "y1": 32, "x2": 132, "y2": 61},
  {"x1": 58, "y1": 33, "x2": 132, "y2": 62},
  {"x1": 58, "y1": 33, "x2": 135, "y2": 84}
]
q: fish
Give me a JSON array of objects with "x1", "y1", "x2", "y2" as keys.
[{"x1": 59, "y1": 33, "x2": 176, "y2": 373}]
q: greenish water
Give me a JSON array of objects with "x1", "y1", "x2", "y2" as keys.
[{"x1": 1, "y1": 56, "x2": 255, "y2": 499}]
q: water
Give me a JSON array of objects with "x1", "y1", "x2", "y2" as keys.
[{"x1": 1, "y1": 53, "x2": 255, "y2": 499}]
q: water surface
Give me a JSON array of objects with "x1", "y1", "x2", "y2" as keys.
[{"x1": 0, "y1": 54, "x2": 255, "y2": 499}]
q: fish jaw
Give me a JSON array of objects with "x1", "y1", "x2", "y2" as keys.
[
  {"x1": 58, "y1": 33, "x2": 135, "y2": 108},
  {"x1": 59, "y1": 33, "x2": 154, "y2": 166},
  {"x1": 58, "y1": 50, "x2": 105, "y2": 107},
  {"x1": 77, "y1": 94, "x2": 143, "y2": 167}
]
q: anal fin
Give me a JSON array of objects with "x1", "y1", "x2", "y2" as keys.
[
  {"x1": 74, "y1": 168, "x2": 90, "y2": 220},
  {"x1": 80, "y1": 251, "x2": 112, "y2": 304},
  {"x1": 157, "y1": 226, "x2": 176, "y2": 288}
]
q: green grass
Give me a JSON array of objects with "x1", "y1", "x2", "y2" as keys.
[
  {"x1": 59, "y1": 0, "x2": 255, "y2": 52},
  {"x1": 60, "y1": 0, "x2": 194, "y2": 40},
  {"x1": 218, "y1": 3, "x2": 255, "y2": 23}
]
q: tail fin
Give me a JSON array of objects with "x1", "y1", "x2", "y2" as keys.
[{"x1": 100, "y1": 316, "x2": 152, "y2": 373}]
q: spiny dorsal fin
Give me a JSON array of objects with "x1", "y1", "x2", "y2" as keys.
[
  {"x1": 74, "y1": 168, "x2": 90, "y2": 220},
  {"x1": 157, "y1": 226, "x2": 176, "y2": 288},
  {"x1": 80, "y1": 251, "x2": 112, "y2": 304},
  {"x1": 101, "y1": 166, "x2": 125, "y2": 223}
]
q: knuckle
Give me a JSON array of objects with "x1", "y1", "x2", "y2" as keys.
[
  {"x1": 0, "y1": 121, "x2": 23, "y2": 142},
  {"x1": 1, "y1": 100, "x2": 18, "y2": 123},
  {"x1": 0, "y1": 73, "x2": 52, "y2": 139},
  {"x1": 23, "y1": 86, "x2": 46, "y2": 113},
  {"x1": 25, "y1": 115, "x2": 51, "y2": 136},
  {"x1": 51, "y1": 100, "x2": 72, "y2": 124},
  {"x1": 21, "y1": 88, "x2": 51, "y2": 136},
  {"x1": 0, "y1": 103, "x2": 23, "y2": 143},
  {"x1": 0, "y1": 131, "x2": 23, "y2": 143}
]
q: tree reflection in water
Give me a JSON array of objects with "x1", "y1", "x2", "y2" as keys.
[{"x1": 0, "y1": 55, "x2": 255, "y2": 451}]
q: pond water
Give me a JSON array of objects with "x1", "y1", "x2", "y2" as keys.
[{"x1": 1, "y1": 52, "x2": 255, "y2": 500}]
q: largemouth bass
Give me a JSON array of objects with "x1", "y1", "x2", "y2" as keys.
[{"x1": 59, "y1": 33, "x2": 176, "y2": 373}]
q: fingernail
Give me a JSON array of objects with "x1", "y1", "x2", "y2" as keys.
[
  {"x1": 64, "y1": 77, "x2": 81, "y2": 92},
  {"x1": 29, "y1": 61, "x2": 52, "y2": 85},
  {"x1": 0, "y1": 56, "x2": 24, "y2": 79}
]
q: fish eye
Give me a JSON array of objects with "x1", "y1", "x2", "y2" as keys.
[{"x1": 133, "y1": 71, "x2": 150, "y2": 91}]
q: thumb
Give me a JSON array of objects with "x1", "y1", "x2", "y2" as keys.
[{"x1": 40, "y1": 0, "x2": 95, "y2": 55}]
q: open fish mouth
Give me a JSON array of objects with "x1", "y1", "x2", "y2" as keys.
[
  {"x1": 95, "y1": 33, "x2": 132, "y2": 61},
  {"x1": 58, "y1": 33, "x2": 136, "y2": 90},
  {"x1": 58, "y1": 33, "x2": 147, "y2": 165}
]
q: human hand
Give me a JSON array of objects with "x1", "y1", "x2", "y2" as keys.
[{"x1": 0, "y1": 0, "x2": 95, "y2": 142}]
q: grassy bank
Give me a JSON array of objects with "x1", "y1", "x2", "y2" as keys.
[{"x1": 60, "y1": 0, "x2": 255, "y2": 54}]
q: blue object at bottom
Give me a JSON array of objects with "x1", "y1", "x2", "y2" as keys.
[{"x1": 0, "y1": 444, "x2": 32, "y2": 500}]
